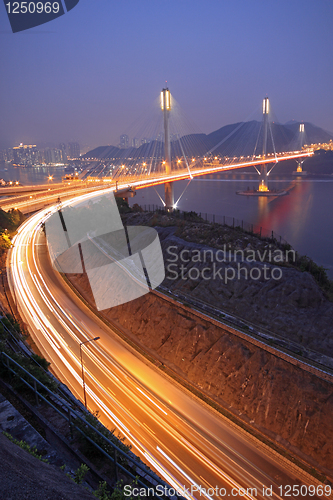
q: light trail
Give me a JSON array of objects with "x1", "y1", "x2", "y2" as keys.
[
  {"x1": 3, "y1": 150, "x2": 312, "y2": 214},
  {"x1": 100, "y1": 150, "x2": 313, "y2": 192},
  {"x1": 7, "y1": 183, "x2": 325, "y2": 500}
]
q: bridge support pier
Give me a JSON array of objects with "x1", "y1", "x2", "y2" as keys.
[
  {"x1": 259, "y1": 98, "x2": 270, "y2": 193},
  {"x1": 259, "y1": 164, "x2": 269, "y2": 192},
  {"x1": 164, "y1": 181, "x2": 174, "y2": 211}
]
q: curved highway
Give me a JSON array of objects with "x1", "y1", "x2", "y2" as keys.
[{"x1": 8, "y1": 189, "x2": 325, "y2": 500}]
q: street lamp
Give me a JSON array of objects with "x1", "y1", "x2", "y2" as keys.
[{"x1": 79, "y1": 336, "x2": 100, "y2": 409}]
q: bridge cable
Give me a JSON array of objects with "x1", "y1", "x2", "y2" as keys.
[
  {"x1": 174, "y1": 178, "x2": 192, "y2": 208},
  {"x1": 267, "y1": 121, "x2": 278, "y2": 175},
  {"x1": 152, "y1": 186, "x2": 166, "y2": 206},
  {"x1": 178, "y1": 137, "x2": 193, "y2": 179}
]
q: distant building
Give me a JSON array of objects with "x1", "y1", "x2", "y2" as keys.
[
  {"x1": 12, "y1": 144, "x2": 38, "y2": 166},
  {"x1": 132, "y1": 137, "x2": 139, "y2": 148},
  {"x1": 67, "y1": 142, "x2": 80, "y2": 159},
  {"x1": 141, "y1": 137, "x2": 150, "y2": 145},
  {"x1": 44, "y1": 148, "x2": 63, "y2": 164},
  {"x1": 0, "y1": 148, "x2": 14, "y2": 162},
  {"x1": 59, "y1": 143, "x2": 67, "y2": 163},
  {"x1": 120, "y1": 134, "x2": 129, "y2": 149},
  {"x1": 304, "y1": 140, "x2": 333, "y2": 151}
]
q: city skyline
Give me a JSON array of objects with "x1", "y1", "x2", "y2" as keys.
[{"x1": 1, "y1": 0, "x2": 332, "y2": 150}]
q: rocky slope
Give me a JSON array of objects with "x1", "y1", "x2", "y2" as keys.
[
  {"x1": 157, "y1": 225, "x2": 333, "y2": 357},
  {"x1": 123, "y1": 211, "x2": 333, "y2": 357}
]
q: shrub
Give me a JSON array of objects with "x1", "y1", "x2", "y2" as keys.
[
  {"x1": 74, "y1": 411, "x2": 131, "y2": 465},
  {"x1": 2, "y1": 431, "x2": 49, "y2": 463}
]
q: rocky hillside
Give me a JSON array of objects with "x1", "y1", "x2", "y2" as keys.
[{"x1": 123, "y1": 211, "x2": 333, "y2": 357}]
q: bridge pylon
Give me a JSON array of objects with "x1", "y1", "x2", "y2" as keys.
[
  {"x1": 259, "y1": 97, "x2": 269, "y2": 192},
  {"x1": 299, "y1": 122, "x2": 305, "y2": 149},
  {"x1": 292, "y1": 125, "x2": 307, "y2": 176},
  {"x1": 161, "y1": 87, "x2": 174, "y2": 210}
]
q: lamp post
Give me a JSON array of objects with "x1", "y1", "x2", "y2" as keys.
[{"x1": 79, "y1": 337, "x2": 100, "y2": 409}]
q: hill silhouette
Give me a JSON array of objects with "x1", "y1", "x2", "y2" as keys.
[{"x1": 83, "y1": 121, "x2": 333, "y2": 160}]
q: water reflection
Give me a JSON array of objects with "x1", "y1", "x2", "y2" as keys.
[
  {"x1": 131, "y1": 174, "x2": 333, "y2": 276},
  {"x1": 257, "y1": 195, "x2": 269, "y2": 219},
  {"x1": 0, "y1": 164, "x2": 65, "y2": 185}
]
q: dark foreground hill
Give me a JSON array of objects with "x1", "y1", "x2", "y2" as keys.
[{"x1": 0, "y1": 432, "x2": 95, "y2": 500}]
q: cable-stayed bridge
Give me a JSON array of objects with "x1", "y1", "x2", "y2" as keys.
[
  {"x1": 2, "y1": 89, "x2": 313, "y2": 214},
  {"x1": 82, "y1": 89, "x2": 313, "y2": 209}
]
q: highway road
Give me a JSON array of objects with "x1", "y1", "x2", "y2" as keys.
[
  {"x1": 0, "y1": 181, "x2": 111, "y2": 214},
  {"x1": 8, "y1": 189, "x2": 328, "y2": 500}
]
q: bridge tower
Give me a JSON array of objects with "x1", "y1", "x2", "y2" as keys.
[
  {"x1": 161, "y1": 87, "x2": 174, "y2": 210},
  {"x1": 299, "y1": 122, "x2": 305, "y2": 147},
  {"x1": 297, "y1": 123, "x2": 305, "y2": 170},
  {"x1": 259, "y1": 97, "x2": 269, "y2": 192},
  {"x1": 296, "y1": 123, "x2": 305, "y2": 173}
]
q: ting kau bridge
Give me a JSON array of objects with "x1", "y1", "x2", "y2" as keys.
[
  {"x1": 1, "y1": 89, "x2": 313, "y2": 215},
  {"x1": 83, "y1": 89, "x2": 313, "y2": 210}
]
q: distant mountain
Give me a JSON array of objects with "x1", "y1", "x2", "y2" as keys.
[
  {"x1": 83, "y1": 121, "x2": 333, "y2": 160},
  {"x1": 284, "y1": 121, "x2": 333, "y2": 145}
]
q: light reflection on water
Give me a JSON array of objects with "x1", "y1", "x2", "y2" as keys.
[
  {"x1": 131, "y1": 174, "x2": 333, "y2": 277},
  {"x1": 0, "y1": 164, "x2": 66, "y2": 185}
]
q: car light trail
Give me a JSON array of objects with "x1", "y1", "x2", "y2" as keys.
[
  {"x1": 8, "y1": 186, "x2": 324, "y2": 500},
  {"x1": 136, "y1": 386, "x2": 168, "y2": 415}
]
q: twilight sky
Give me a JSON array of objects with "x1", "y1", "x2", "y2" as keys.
[{"x1": 1, "y1": 0, "x2": 332, "y2": 151}]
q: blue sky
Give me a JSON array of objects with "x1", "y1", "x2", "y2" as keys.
[{"x1": 1, "y1": 0, "x2": 332, "y2": 149}]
